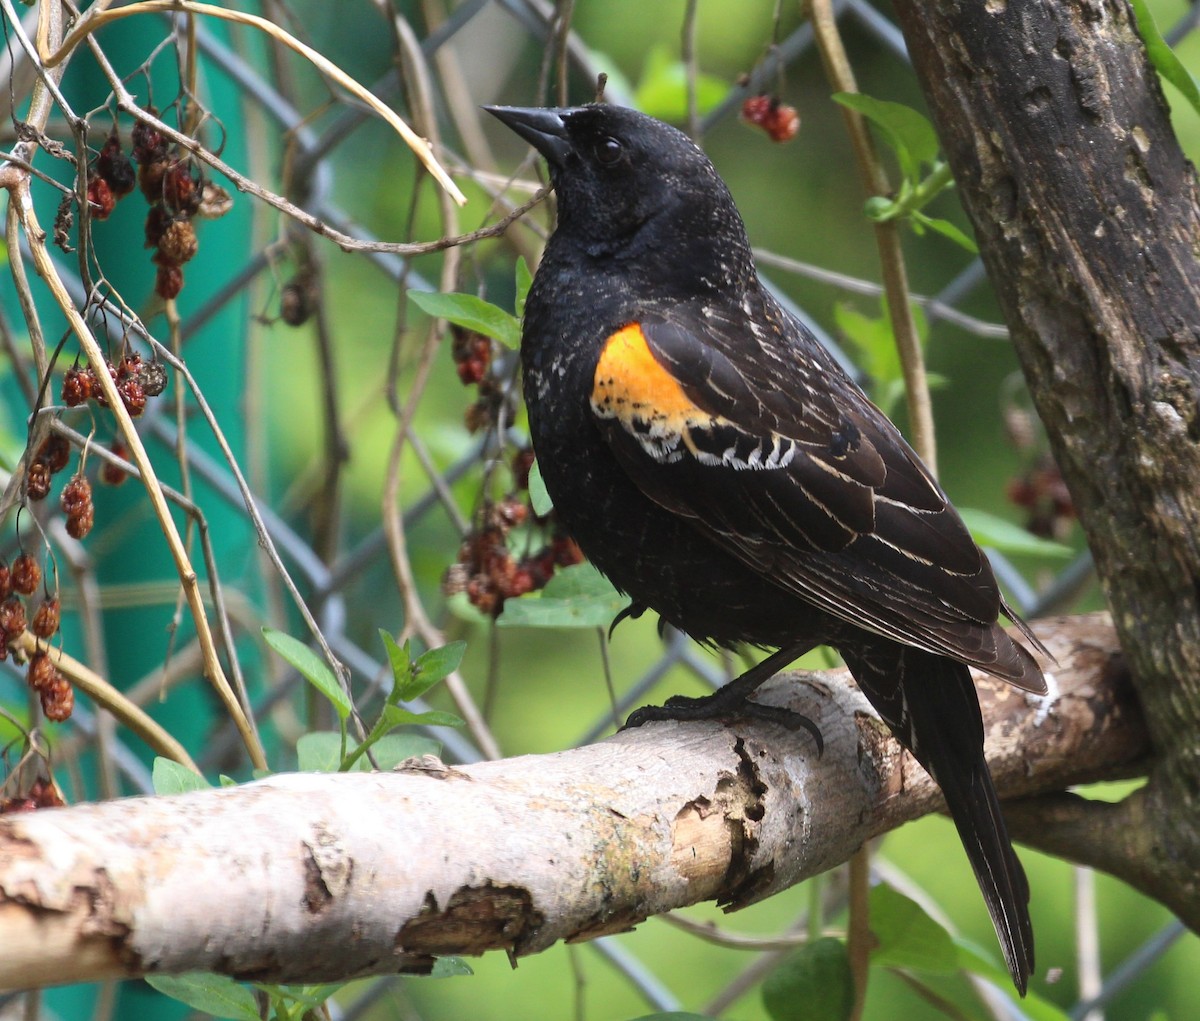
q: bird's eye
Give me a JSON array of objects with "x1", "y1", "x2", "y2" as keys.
[{"x1": 595, "y1": 136, "x2": 624, "y2": 165}]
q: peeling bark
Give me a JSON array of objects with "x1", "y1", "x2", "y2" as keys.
[{"x1": 0, "y1": 615, "x2": 1144, "y2": 991}]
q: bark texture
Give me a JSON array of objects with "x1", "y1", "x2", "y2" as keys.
[
  {"x1": 891, "y1": 0, "x2": 1200, "y2": 923},
  {"x1": 0, "y1": 616, "x2": 1144, "y2": 990}
]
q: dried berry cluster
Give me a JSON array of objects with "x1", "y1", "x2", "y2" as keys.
[
  {"x1": 451, "y1": 327, "x2": 515, "y2": 434},
  {"x1": 85, "y1": 130, "x2": 136, "y2": 220},
  {"x1": 61, "y1": 350, "x2": 167, "y2": 419},
  {"x1": 1002, "y1": 403, "x2": 1076, "y2": 541},
  {"x1": 0, "y1": 775, "x2": 66, "y2": 814},
  {"x1": 24, "y1": 438, "x2": 95, "y2": 539},
  {"x1": 84, "y1": 110, "x2": 232, "y2": 301},
  {"x1": 443, "y1": 448, "x2": 584, "y2": 618},
  {"x1": 131, "y1": 115, "x2": 204, "y2": 300},
  {"x1": 0, "y1": 555, "x2": 72, "y2": 722},
  {"x1": 741, "y1": 94, "x2": 800, "y2": 143}
]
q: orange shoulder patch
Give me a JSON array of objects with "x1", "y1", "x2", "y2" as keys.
[{"x1": 592, "y1": 323, "x2": 705, "y2": 423}]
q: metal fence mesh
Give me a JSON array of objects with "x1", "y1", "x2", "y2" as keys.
[{"x1": 1, "y1": 0, "x2": 1196, "y2": 1017}]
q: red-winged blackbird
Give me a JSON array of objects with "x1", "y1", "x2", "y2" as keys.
[{"x1": 487, "y1": 103, "x2": 1047, "y2": 993}]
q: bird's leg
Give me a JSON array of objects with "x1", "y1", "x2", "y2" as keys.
[{"x1": 623, "y1": 642, "x2": 823, "y2": 752}]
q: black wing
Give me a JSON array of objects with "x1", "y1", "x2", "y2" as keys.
[{"x1": 588, "y1": 296, "x2": 1046, "y2": 691}]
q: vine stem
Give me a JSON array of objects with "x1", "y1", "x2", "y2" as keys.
[
  {"x1": 809, "y1": 0, "x2": 937, "y2": 473},
  {"x1": 41, "y1": 0, "x2": 466, "y2": 205}
]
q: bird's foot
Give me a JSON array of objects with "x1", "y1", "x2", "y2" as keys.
[{"x1": 623, "y1": 687, "x2": 823, "y2": 754}]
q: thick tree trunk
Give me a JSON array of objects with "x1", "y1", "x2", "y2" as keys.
[
  {"x1": 891, "y1": 0, "x2": 1200, "y2": 922},
  {"x1": 0, "y1": 617, "x2": 1143, "y2": 990}
]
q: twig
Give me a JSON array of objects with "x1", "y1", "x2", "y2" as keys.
[
  {"x1": 42, "y1": 0, "x2": 466, "y2": 205},
  {"x1": 808, "y1": 0, "x2": 936, "y2": 471}
]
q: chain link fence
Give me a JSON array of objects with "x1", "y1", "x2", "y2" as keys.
[{"x1": 1, "y1": 0, "x2": 1196, "y2": 1018}]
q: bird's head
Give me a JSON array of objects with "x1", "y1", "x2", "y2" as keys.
[{"x1": 485, "y1": 103, "x2": 751, "y2": 276}]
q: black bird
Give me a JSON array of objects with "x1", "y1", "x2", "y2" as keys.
[{"x1": 486, "y1": 102, "x2": 1047, "y2": 993}]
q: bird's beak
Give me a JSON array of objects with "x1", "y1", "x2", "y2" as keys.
[{"x1": 484, "y1": 105, "x2": 572, "y2": 167}]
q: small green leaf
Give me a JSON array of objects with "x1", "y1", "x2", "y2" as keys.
[
  {"x1": 496, "y1": 562, "x2": 629, "y2": 630},
  {"x1": 634, "y1": 44, "x2": 729, "y2": 120},
  {"x1": 833, "y1": 93, "x2": 940, "y2": 181},
  {"x1": 762, "y1": 937, "x2": 853, "y2": 1021},
  {"x1": 913, "y1": 213, "x2": 978, "y2": 254},
  {"x1": 409, "y1": 291, "x2": 521, "y2": 349},
  {"x1": 428, "y1": 956, "x2": 474, "y2": 978},
  {"x1": 959, "y1": 507, "x2": 1073, "y2": 558},
  {"x1": 380, "y1": 704, "x2": 465, "y2": 729},
  {"x1": 514, "y1": 258, "x2": 534, "y2": 321},
  {"x1": 146, "y1": 974, "x2": 260, "y2": 1021},
  {"x1": 297, "y1": 731, "x2": 344, "y2": 773},
  {"x1": 1129, "y1": 0, "x2": 1200, "y2": 116},
  {"x1": 152, "y1": 757, "x2": 210, "y2": 795},
  {"x1": 262, "y1": 628, "x2": 352, "y2": 720},
  {"x1": 379, "y1": 629, "x2": 414, "y2": 698},
  {"x1": 868, "y1": 883, "x2": 957, "y2": 974},
  {"x1": 413, "y1": 640, "x2": 467, "y2": 691},
  {"x1": 528, "y1": 458, "x2": 553, "y2": 516}
]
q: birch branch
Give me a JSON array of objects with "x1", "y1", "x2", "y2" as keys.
[{"x1": 0, "y1": 613, "x2": 1145, "y2": 991}]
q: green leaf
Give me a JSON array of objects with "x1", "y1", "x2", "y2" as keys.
[
  {"x1": 832, "y1": 93, "x2": 940, "y2": 181},
  {"x1": 262, "y1": 628, "x2": 352, "y2": 721},
  {"x1": 379, "y1": 629, "x2": 415, "y2": 699},
  {"x1": 514, "y1": 258, "x2": 534, "y2": 321},
  {"x1": 958, "y1": 507, "x2": 1073, "y2": 559},
  {"x1": 496, "y1": 562, "x2": 630, "y2": 629},
  {"x1": 634, "y1": 44, "x2": 729, "y2": 121},
  {"x1": 834, "y1": 302, "x2": 902, "y2": 390},
  {"x1": 955, "y1": 938, "x2": 1071, "y2": 1021},
  {"x1": 1129, "y1": 0, "x2": 1200, "y2": 116},
  {"x1": 868, "y1": 883, "x2": 957, "y2": 974},
  {"x1": 408, "y1": 291, "x2": 521, "y2": 350},
  {"x1": 297, "y1": 731, "x2": 344, "y2": 773},
  {"x1": 528, "y1": 458, "x2": 553, "y2": 516},
  {"x1": 152, "y1": 757, "x2": 210, "y2": 795},
  {"x1": 762, "y1": 937, "x2": 853, "y2": 1021},
  {"x1": 428, "y1": 956, "x2": 474, "y2": 978},
  {"x1": 914, "y1": 213, "x2": 978, "y2": 254},
  {"x1": 413, "y1": 641, "x2": 467, "y2": 691},
  {"x1": 146, "y1": 974, "x2": 260, "y2": 1021},
  {"x1": 379, "y1": 704, "x2": 465, "y2": 729}
]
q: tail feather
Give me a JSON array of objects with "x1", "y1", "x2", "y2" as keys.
[{"x1": 841, "y1": 640, "x2": 1034, "y2": 994}]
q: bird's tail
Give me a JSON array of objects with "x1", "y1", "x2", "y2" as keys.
[{"x1": 840, "y1": 641, "x2": 1034, "y2": 994}]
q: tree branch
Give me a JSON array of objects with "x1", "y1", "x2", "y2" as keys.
[{"x1": 0, "y1": 614, "x2": 1144, "y2": 991}]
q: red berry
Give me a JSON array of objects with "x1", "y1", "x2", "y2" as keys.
[
  {"x1": 163, "y1": 161, "x2": 200, "y2": 214},
  {"x1": 31, "y1": 597, "x2": 60, "y2": 639},
  {"x1": 0, "y1": 595, "x2": 27, "y2": 642},
  {"x1": 27, "y1": 651, "x2": 55, "y2": 691},
  {"x1": 102, "y1": 441, "x2": 130, "y2": 486},
  {"x1": 37, "y1": 434, "x2": 71, "y2": 474},
  {"x1": 62, "y1": 366, "x2": 92, "y2": 406},
  {"x1": 41, "y1": 676, "x2": 74, "y2": 722},
  {"x1": 138, "y1": 159, "x2": 168, "y2": 202},
  {"x1": 131, "y1": 114, "x2": 168, "y2": 163},
  {"x1": 60, "y1": 475, "x2": 91, "y2": 517},
  {"x1": 764, "y1": 103, "x2": 800, "y2": 143},
  {"x1": 86, "y1": 176, "x2": 115, "y2": 220},
  {"x1": 741, "y1": 94, "x2": 772, "y2": 127},
  {"x1": 155, "y1": 263, "x2": 184, "y2": 300},
  {"x1": 156, "y1": 218, "x2": 198, "y2": 266},
  {"x1": 11, "y1": 553, "x2": 40, "y2": 596},
  {"x1": 97, "y1": 131, "x2": 136, "y2": 197},
  {"x1": 25, "y1": 459, "x2": 51, "y2": 501},
  {"x1": 66, "y1": 508, "x2": 94, "y2": 540},
  {"x1": 119, "y1": 378, "x2": 147, "y2": 417}
]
